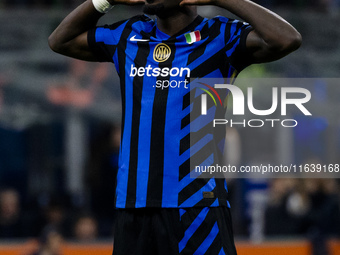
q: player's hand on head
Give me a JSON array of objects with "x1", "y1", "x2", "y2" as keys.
[
  {"x1": 108, "y1": 0, "x2": 145, "y2": 5},
  {"x1": 179, "y1": 0, "x2": 218, "y2": 6}
]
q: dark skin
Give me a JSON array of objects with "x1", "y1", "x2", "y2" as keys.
[{"x1": 48, "y1": 0, "x2": 302, "y2": 63}]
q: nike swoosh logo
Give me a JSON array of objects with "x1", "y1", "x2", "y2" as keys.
[{"x1": 130, "y1": 35, "x2": 150, "y2": 42}]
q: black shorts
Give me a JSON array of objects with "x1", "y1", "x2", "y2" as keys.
[{"x1": 113, "y1": 206, "x2": 237, "y2": 255}]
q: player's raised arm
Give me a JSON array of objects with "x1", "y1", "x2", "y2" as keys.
[
  {"x1": 48, "y1": 0, "x2": 145, "y2": 61},
  {"x1": 180, "y1": 0, "x2": 302, "y2": 63}
]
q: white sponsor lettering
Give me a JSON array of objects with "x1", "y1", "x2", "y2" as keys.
[{"x1": 130, "y1": 65, "x2": 190, "y2": 78}]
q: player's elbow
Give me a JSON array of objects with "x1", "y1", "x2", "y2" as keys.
[
  {"x1": 48, "y1": 33, "x2": 67, "y2": 54},
  {"x1": 48, "y1": 34, "x2": 60, "y2": 53},
  {"x1": 282, "y1": 31, "x2": 302, "y2": 52},
  {"x1": 271, "y1": 31, "x2": 302, "y2": 55}
]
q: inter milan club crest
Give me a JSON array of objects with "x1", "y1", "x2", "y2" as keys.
[{"x1": 153, "y1": 43, "x2": 171, "y2": 63}]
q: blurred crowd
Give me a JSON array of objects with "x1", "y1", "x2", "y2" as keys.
[
  {"x1": 0, "y1": 186, "x2": 106, "y2": 239},
  {"x1": 265, "y1": 178, "x2": 340, "y2": 254},
  {"x1": 0, "y1": 123, "x2": 120, "y2": 243},
  {"x1": 265, "y1": 178, "x2": 340, "y2": 233},
  {"x1": 265, "y1": 178, "x2": 340, "y2": 237}
]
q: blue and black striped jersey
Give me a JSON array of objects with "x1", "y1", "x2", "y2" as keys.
[{"x1": 88, "y1": 14, "x2": 252, "y2": 208}]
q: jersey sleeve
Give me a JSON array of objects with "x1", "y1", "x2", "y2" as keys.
[
  {"x1": 223, "y1": 18, "x2": 253, "y2": 72},
  {"x1": 87, "y1": 20, "x2": 127, "y2": 63}
]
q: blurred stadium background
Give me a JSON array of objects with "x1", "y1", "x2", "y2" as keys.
[{"x1": 0, "y1": 0, "x2": 340, "y2": 254}]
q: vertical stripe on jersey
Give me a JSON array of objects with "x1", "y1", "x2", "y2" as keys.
[
  {"x1": 126, "y1": 40, "x2": 151, "y2": 207},
  {"x1": 146, "y1": 42, "x2": 177, "y2": 207},
  {"x1": 162, "y1": 41, "x2": 186, "y2": 207},
  {"x1": 115, "y1": 18, "x2": 136, "y2": 208},
  {"x1": 135, "y1": 48, "x2": 156, "y2": 208}
]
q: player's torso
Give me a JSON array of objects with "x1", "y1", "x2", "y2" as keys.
[{"x1": 114, "y1": 16, "x2": 232, "y2": 208}]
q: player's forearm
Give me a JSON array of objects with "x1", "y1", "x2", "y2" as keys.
[
  {"x1": 216, "y1": 0, "x2": 301, "y2": 51},
  {"x1": 48, "y1": 0, "x2": 103, "y2": 53}
]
